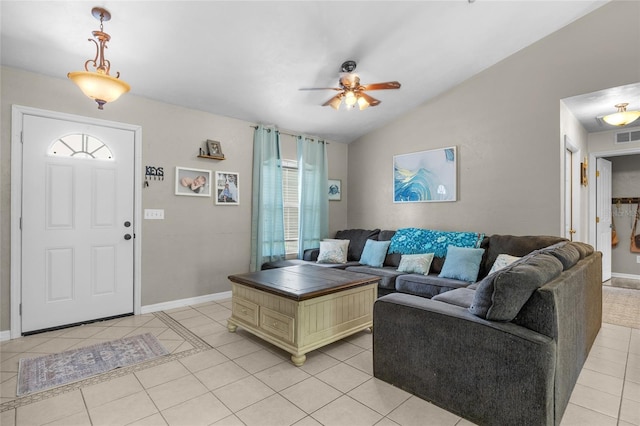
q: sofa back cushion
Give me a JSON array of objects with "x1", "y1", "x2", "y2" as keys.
[
  {"x1": 334, "y1": 229, "x2": 381, "y2": 261},
  {"x1": 378, "y1": 230, "x2": 402, "y2": 267},
  {"x1": 469, "y1": 252, "x2": 563, "y2": 321},
  {"x1": 479, "y1": 235, "x2": 567, "y2": 280}
]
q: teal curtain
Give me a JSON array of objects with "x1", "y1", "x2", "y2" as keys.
[
  {"x1": 250, "y1": 125, "x2": 285, "y2": 271},
  {"x1": 297, "y1": 135, "x2": 329, "y2": 258}
]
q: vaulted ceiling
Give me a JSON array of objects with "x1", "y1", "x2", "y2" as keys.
[{"x1": 1, "y1": 1, "x2": 613, "y2": 143}]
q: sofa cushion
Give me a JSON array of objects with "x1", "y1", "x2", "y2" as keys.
[
  {"x1": 438, "y1": 246, "x2": 485, "y2": 283},
  {"x1": 533, "y1": 242, "x2": 580, "y2": 270},
  {"x1": 378, "y1": 230, "x2": 401, "y2": 267},
  {"x1": 345, "y1": 266, "x2": 404, "y2": 290},
  {"x1": 469, "y1": 252, "x2": 563, "y2": 321},
  {"x1": 397, "y1": 253, "x2": 435, "y2": 275},
  {"x1": 569, "y1": 241, "x2": 594, "y2": 259},
  {"x1": 323, "y1": 238, "x2": 349, "y2": 260},
  {"x1": 396, "y1": 273, "x2": 470, "y2": 298},
  {"x1": 479, "y1": 234, "x2": 566, "y2": 280},
  {"x1": 488, "y1": 254, "x2": 521, "y2": 275},
  {"x1": 317, "y1": 240, "x2": 347, "y2": 264},
  {"x1": 432, "y1": 287, "x2": 476, "y2": 308},
  {"x1": 359, "y1": 239, "x2": 391, "y2": 268},
  {"x1": 334, "y1": 229, "x2": 381, "y2": 261}
]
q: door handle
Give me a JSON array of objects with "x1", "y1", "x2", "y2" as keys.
[{"x1": 124, "y1": 234, "x2": 132, "y2": 240}]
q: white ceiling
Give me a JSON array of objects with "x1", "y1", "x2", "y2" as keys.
[{"x1": 1, "y1": 1, "x2": 620, "y2": 143}]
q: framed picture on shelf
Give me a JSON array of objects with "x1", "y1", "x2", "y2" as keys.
[
  {"x1": 215, "y1": 171, "x2": 239, "y2": 205},
  {"x1": 207, "y1": 140, "x2": 224, "y2": 157},
  {"x1": 393, "y1": 146, "x2": 457, "y2": 203},
  {"x1": 175, "y1": 167, "x2": 212, "y2": 197},
  {"x1": 328, "y1": 179, "x2": 342, "y2": 201}
]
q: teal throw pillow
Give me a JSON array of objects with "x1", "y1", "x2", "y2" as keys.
[
  {"x1": 359, "y1": 239, "x2": 391, "y2": 268},
  {"x1": 397, "y1": 253, "x2": 435, "y2": 275},
  {"x1": 438, "y1": 246, "x2": 485, "y2": 282}
]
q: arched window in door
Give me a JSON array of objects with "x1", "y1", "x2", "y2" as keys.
[{"x1": 49, "y1": 134, "x2": 113, "y2": 160}]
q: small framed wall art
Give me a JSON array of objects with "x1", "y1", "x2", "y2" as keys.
[
  {"x1": 207, "y1": 140, "x2": 224, "y2": 158},
  {"x1": 175, "y1": 167, "x2": 212, "y2": 197},
  {"x1": 215, "y1": 171, "x2": 239, "y2": 205},
  {"x1": 328, "y1": 179, "x2": 342, "y2": 201}
]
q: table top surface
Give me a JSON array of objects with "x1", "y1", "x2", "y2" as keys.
[{"x1": 228, "y1": 265, "x2": 379, "y2": 301}]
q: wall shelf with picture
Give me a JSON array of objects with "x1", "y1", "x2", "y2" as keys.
[
  {"x1": 198, "y1": 139, "x2": 225, "y2": 160},
  {"x1": 197, "y1": 154, "x2": 225, "y2": 160}
]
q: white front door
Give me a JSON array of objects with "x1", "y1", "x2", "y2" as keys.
[
  {"x1": 596, "y1": 157, "x2": 612, "y2": 282},
  {"x1": 21, "y1": 114, "x2": 135, "y2": 332}
]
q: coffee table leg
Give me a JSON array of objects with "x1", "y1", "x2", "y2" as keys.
[
  {"x1": 227, "y1": 320, "x2": 237, "y2": 333},
  {"x1": 291, "y1": 354, "x2": 306, "y2": 367}
]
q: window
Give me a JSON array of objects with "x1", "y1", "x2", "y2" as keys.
[
  {"x1": 282, "y1": 159, "x2": 299, "y2": 257},
  {"x1": 49, "y1": 134, "x2": 113, "y2": 160}
]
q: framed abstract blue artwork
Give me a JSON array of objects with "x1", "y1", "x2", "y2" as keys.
[{"x1": 393, "y1": 146, "x2": 457, "y2": 203}]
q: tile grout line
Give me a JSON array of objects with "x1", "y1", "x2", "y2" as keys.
[{"x1": 0, "y1": 312, "x2": 213, "y2": 413}]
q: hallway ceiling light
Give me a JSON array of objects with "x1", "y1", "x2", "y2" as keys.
[
  {"x1": 67, "y1": 7, "x2": 130, "y2": 110},
  {"x1": 602, "y1": 103, "x2": 640, "y2": 126}
]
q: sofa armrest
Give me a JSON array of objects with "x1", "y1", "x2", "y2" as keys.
[
  {"x1": 373, "y1": 293, "x2": 556, "y2": 426},
  {"x1": 303, "y1": 248, "x2": 319, "y2": 261}
]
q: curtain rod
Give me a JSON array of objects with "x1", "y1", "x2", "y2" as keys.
[{"x1": 249, "y1": 125, "x2": 329, "y2": 143}]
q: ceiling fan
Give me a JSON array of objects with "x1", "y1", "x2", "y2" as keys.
[{"x1": 300, "y1": 60, "x2": 401, "y2": 110}]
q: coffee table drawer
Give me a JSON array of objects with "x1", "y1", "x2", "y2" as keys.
[
  {"x1": 233, "y1": 298, "x2": 259, "y2": 327},
  {"x1": 260, "y1": 307, "x2": 294, "y2": 343}
]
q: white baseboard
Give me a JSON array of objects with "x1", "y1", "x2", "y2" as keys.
[
  {"x1": 141, "y1": 291, "x2": 232, "y2": 314},
  {"x1": 611, "y1": 273, "x2": 640, "y2": 281},
  {"x1": 0, "y1": 330, "x2": 11, "y2": 342}
]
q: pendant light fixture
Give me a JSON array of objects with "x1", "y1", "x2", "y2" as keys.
[
  {"x1": 67, "y1": 7, "x2": 130, "y2": 110},
  {"x1": 602, "y1": 103, "x2": 640, "y2": 126}
]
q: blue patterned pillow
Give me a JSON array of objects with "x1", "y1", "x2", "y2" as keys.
[
  {"x1": 359, "y1": 239, "x2": 391, "y2": 268},
  {"x1": 389, "y1": 228, "x2": 484, "y2": 257},
  {"x1": 438, "y1": 246, "x2": 485, "y2": 282},
  {"x1": 397, "y1": 253, "x2": 435, "y2": 275}
]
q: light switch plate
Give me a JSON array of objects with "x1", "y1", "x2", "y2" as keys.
[{"x1": 144, "y1": 209, "x2": 164, "y2": 220}]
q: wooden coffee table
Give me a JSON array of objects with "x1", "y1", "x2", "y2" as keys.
[{"x1": 227, "y1": 265, "x2": 379, "y2": 366}]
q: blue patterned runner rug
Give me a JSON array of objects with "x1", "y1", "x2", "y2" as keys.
[{"x1": 16, "y1": 333, "x2": 168, "y2": 396}]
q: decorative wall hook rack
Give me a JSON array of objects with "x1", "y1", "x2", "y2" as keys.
[{"x1": 144, "y1": 166, "x2": 164, "y2": 187}]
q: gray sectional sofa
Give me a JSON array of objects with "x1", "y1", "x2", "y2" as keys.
[
  {"x1": 263, "y1": 228, "x2": 603, "y2": 425},
  {"x1": 373, "y1": 238, "x2": 602, "y2": 426}
]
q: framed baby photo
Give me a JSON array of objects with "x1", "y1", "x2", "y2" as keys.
[
  {"x1": 175, "y1": 167, "x2": 212, "y2": 197},
  {"x1": 215, "y1": 171, "x2": 239, "y2": 205}
]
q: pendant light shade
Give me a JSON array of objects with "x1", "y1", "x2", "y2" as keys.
[
  {"x1": 602, "y1": 103, "x2": 640, "y2": 126},
  {"x1": 67, "y1": 7, "x2": 130, "y2": 110}
]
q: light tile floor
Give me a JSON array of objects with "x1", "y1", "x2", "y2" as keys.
[{"x1": 0, "y1": 298, "x2": 638, "y2": 426}]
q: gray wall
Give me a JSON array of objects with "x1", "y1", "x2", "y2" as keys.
[
  {"x1": 610, "y1": 154, "x2": 640, "y2": 276},
  {"x1": 347, "y1": 2, "x2": 640, "y2": 236},
  {"x1": 0, "y1": 67, "x2": 348, "y2": 331}
]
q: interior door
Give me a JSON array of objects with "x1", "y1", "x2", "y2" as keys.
[
  {"x1": 564, "y1": 148, "x2": 575, "y2": 241},
  {"x1": 596, "y1": 157, "x2": 612, "y2": 282},
  {"x1": 21, "y1": 114, "x2": 135, "y2": 332}
]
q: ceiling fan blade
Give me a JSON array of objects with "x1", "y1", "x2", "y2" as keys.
[
  {"x1": 358, "y1": 92, "x2": 380, "y2": 108},
  {"x1": 360, "y1": 81, "x2": 401, "y2": 91},
  {"x1": 323, "y1": 94, "x2": 343, "y2": 109},
  {"x1": 299, "y1": 87, "x2": 342, "y2": 91}
]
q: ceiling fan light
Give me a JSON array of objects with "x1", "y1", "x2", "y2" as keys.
[
  {"x1": 603, "y1": 103, "x2": 640, "y2": 126},
  {"x1": 357, "y1": 95, "x2": 370, "y2": 110},
  {"x1": 344, "y1": 91, "x2": 357, "y2": 107},
  {"x1": 328, "y1": 96, "x2": 342, "y2": 110}
]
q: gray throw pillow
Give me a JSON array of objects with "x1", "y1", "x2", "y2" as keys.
[{"x1": 469, "y1": 253, "x2": 563, "y2": 321}]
